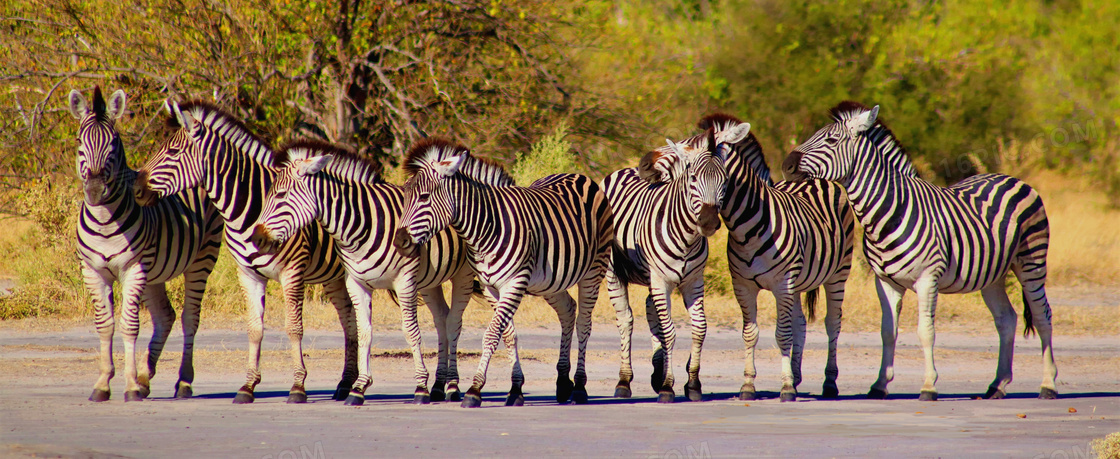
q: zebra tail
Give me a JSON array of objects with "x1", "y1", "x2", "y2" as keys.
[
  {"x1": 803, "y1": 288, "x2": 819, "y2": 322},
  {"x1": 1021, "y1": 287, "x2": 1036, "y2": 338}
]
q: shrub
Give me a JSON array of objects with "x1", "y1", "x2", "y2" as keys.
[
  {"x1": 1093, "y1": 432, "x2": 1120, "y2": 459},
  {"x1": 512, "y1": 122, "x2": 577, "y2": 185}
]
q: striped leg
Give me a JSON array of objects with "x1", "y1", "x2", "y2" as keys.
[
  {"x1": 733, "y1": 281, "x2": 761, "y2": 401},
  {"x1": 680, "y1": 277, "x2": 707, "y2": 402},
  {"x1": 85, "y1": 265, "x2": 116, "y2": 402},
  {"x1": 324, "y1": 279, "x2": 358, "y2": 401},
  {"x1": 605, "y1": 268, "x2": 634, "y2": 398},
  {"x1": 913, "y1": 274, "x2": 940, "y2": 401},
  {"x1": 421, "y1": 287, "x2": 452, "y2": 402},
  {"x1": 869, "y1": 277, "x2": 905, "y2": 399},
  {"x1": 234, "y1": 269, "x2": 267, "y2": 404},
  {"x1": 139, "y1": 282, "x2": 176, "y2": 399},
  {"x1": 174, "y1": 268, "x2": 208, "y2": 399},
  {"x1": 343, "y1": 277, "x2": 374, "y2": 406},
  {"x1": 821, "y1": 277, "x2": 846, "y2": 399},
  {"x1": 980, "y1": 283, "x2": 1016, "y2": 399},
  {"x1": 117, "y1": 263, "x2": 149, "y2": 402},
  {"x1": 1014, "y1": 264, "x2": 1058, "y2": 399},
  {"x1": 462, "y1": 272, "x2": 529, "y2": 408},
  {"x1": 773, "y1": 288, "x2": 804, "y2": 402},
  {"x1": 649, "y1": 280, "x2": 677, "y2": 403},
  {"x1": 394, "y1": 277, "x2": 431, "y2": 404},
  {"x1": 572, "y1": 272, "x2": 602, "y2": 405},
  {"x1": 480, "y1": 284, "x2": 525, "y2": 406},
  {"x1": 279, "y1": 267, "x2": 310, "y2": 403},
  {"x1": 544, "y1": 292, "x2": 577, "y2": 404},
  {"x1": 440, "y1": 274, "x2": 473, "y2": 402}
]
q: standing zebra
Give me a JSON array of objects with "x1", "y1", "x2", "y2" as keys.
[
  {"x1": 134, "y1": 101, "x2": 359, "y2": 404},
  {"x1": 250, "y1": 140, "x2": 524, "y2": 405},
  {"x1": 602, "y1": 127, "x2": 746, "y2": 403},
  {"x1": 68, "y1": 87, "x2": 223, "y2": 401},
  {"x1": 695, "y1": 113, "x2": 856, "y2": 402},
  {"x1": 395, "y1": 139, "x2": 614, "y2": 408},
  {"x1": 784, "y1": 101, "x2": 1057, "y2": 400}
]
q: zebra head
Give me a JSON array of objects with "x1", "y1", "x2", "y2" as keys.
[
  {"x1": 135, "y1": 101, "x2": 205, "y2": 206},
  {"x1": 784, "y1": 103, "x2": 879, "y2": 183},
  {"x1": 68, "y1": 86, "x2": 128, "y2": 206},
  {"x1": 395, "y1": 138, "x2": 470, "y2": 255},
  {"x1": 250, "y1": 145, "x2": 335, "y2": 254}
]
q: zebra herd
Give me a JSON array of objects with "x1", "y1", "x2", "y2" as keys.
[{"x1": 67, "y1": 86, "x2": 1059, "y2": 407}]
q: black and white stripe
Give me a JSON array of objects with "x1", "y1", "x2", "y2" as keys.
[
  {"x1": 69, "y1": 87, "x2": 223, "y2": 402},
  {"x1": 601, "y1": 127, "x2": 744, "y2": 403},
  {"x1": 134, "y1": 101, "x2": 358, "y2": 404},
  {"x1": 785, "y1": 101, "x2": 1057, "y2": 400},
  {"x1": 395, "y1": 138, "x2": 614, "y2": 407},
  {"x1": 250, "y1": 140, "x2": 523, "y2": 405}
]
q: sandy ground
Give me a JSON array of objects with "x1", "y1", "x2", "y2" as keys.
[{"x1": 0, "y1": 323, "x2": 1117, "y2": 458}]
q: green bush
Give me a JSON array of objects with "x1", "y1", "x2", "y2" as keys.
[
  {"x1": 512, "y1": 122, "x2": 578, "y2": 185},
  {"x1": 1093, "y1": 432, "x2": 1120, "y2": 459}
]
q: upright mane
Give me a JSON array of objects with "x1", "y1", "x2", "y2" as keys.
[
  {"x1": 278, "y1": 139, "x2": 384, "y2": 184},
  {"x1": 404, "y1": 137, "x2": 516, "y2": 187},
  {"x1": 699, "y1": 113, "x2": 773, "y2": 185},
  {"x1": 168, "y1": 100, "x2": 276, "y2": 167},
  {"x1": 828, "y1": 101, "x2": 920, "y2": 178}
]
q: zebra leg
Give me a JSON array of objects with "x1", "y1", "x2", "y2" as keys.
[
  {"x1": 175, "y1": 267, "x2": 209, "y2": 399},
  {"x1": 117, "y1": 264, "x2": 148, "y2": 402},
  {"x1": 85, "y1": 265, "x2": 116, "y2": 402},
  {"x1": 914, "y1": 275, "x2": 940, "y2": 401},
  {"x1": 140, "y1": 282, "x2": 176, "y2": 400},
  {"x1": 420, "y1": 288, "x2": 451, "y2": 402},
  {"x1": 680, "y1": 278, "x2": 707, "y2": 402},
  {"x1": 500, "y1": 312, "x2": 525, "y2": 406},
  {"x1": 980, "y1": 283, "x2": 1016, "y2": 399},
  {"x1": 869, "y1": 278, "x2": 905, "y2": 399},
  {"x1": 545, "y1": 292, "x2": 577, "y2": 404},
  {"x1": 650, "y1": 281, "x2": 677, "y2": 403},
  {"x1": 279, "y1": 269, "x2": 309, "y2": 404},
  {"x1": 343, "y1": 277, "x2": 374, "y2": 406},
  {"x1": 732, "y1": 280, "x2": 761, "y2": 401},
  {"x1": 791, "y1": 292, "x2": 808, "y2": 391},
  {"x1": 773, "y1": 289, "x2": 801, "y2": 402},
  {"x1": 463, "y1": 275, "x2": 528, "y2": 408},
  {"x1": 605, "y1": 268, "x2": 634, "y2": 398},
  {"x1": 572, "y1": 273, "x2": 602, "y2": 405},
  {"x1": 443, "y1": 273, "x2": 474, "y2": 402},
  {"x1": 821, "y1": 277, "x2": 846, "y2": 399},
  {"x1": 1014, "y1": 264, "x2": 1058, "y2": 399},
  {"x1": 325, "y1": 279, "x2": 358, "y2": 401},
  {"x1": 234, "y1": 270, "x2": 267, "y2": 404},
  {"x1": 644, "y1": 293, "x2": 667, "y2": 395},
  {"x1": 394, "y1": 276, "x2": 431, "y2": 405}
]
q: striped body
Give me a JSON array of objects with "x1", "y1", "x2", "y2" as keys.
[
  {"x1": 135, "y1": 102, "x2": 357, "y2": 403},
  {"x1": 397, "y1": 140, "x2": 614, "y2": 407},
  {"x1": 69, "y1": 88, "x2": 223, "y2": 402},
  {"x1": 251, "y1": 142, "x2": 522, "y2": 405},
  {"x1": 786, "y1": 102, "x2": 1057, "y2": 400}
]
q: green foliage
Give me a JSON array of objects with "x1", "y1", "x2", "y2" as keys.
[
  {"x1": 1093, "y1": 432, "x2": 1120, "y2": 459},
  {"x1": 512, "y1": 122, "x2": 576, "y2": 184}
]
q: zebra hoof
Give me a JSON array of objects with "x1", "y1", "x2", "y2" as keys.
[
  {"x1": 1039, "y1": 388, "x2": 1059, "y2": 400},
  {"x1": 556, "y1": 377, "x2": 574, "y2": 404},
  {"x1": 650, "y1": 368, "x2": 665, "y2": 394},
  {"x1": 614, "y1": 385, "x2": 632, "y2": 399},
  {"x1": 779, "y1": 390, "x2": 797, "y2": 403},
  {"x1": 287, "y1": 392, "x2": 308, "y2": 404},
  {"x1": 137, "y1": 384, "x2": 151, "y2": 399},
  {"x1": 124, "y1": 390, "x2": 144, "y2": 402},
  {"x1": 505, "y1": 385, "x2": 524, "y2": 407},
  {"x1": 822, "y1": 383, "x2": 839, "y2": 400},
  {"x1": 175, "y1": 383, "x2": 193, "y2": 399},
  {"x1": 867, "y1": 388, "x2": 888, "y2": 399},
  {"x1": 333, "y1": 383, "x2": 352, "y2": 401},
  {"x1": 738, "y1": 390, "x2": 756, "y2": 401},
  {"x1": 233, "y1": 386, "x2": 255, "y2": 404},
  {"x1": 684, "y1": 380, "x2": 702, "y2": 402},
  {"x1": 572, "y1": 387, "x2": 589, "y2": 405},
  {"x1": 462, "y1": 390, "x2": 483, "y2": 408},
  {"x1": 89, "y1": 389, "x2": 110, "y2": 402},
  {"x1": 343, "y1": 394, "x2": 365, "y2": 406},
  {"x1": 414, "y1": 392, "x2": 431, "y2": 405},
  {"x1": 431, "y1": 381, "x2": 446, "y2": 402},
  {"x1": 984, "y1": 387, "x2": 1006, "y2": 399},
  {"x1": 657, "y1": 390, "x2": 675, "y2": 404},
  {"x1": 918, "y1": 391, "x2": 938, "y2": 402},
  {"x1": 447, "y1": 384, "x2": 462, "y2": 402}
]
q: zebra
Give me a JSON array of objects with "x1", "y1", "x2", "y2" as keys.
[
  {"x1": 249, "y1": 140, "x2": 525, "y2": 405},
  {"x1": 601, "y1": 126, "x2": 745, "y2": 403},
  {"x1": 784, "y1": 101, "x2": 1057, "y2": 400},
  {"x1": 67, "y1": 86, "x2": 223, "y2": 401},
  {"x1": 395, "y1": 138, "x2": 614, "y2": 408},
  {"x1": 134, "y1": 100, "x2": 359, "y2": 404}
]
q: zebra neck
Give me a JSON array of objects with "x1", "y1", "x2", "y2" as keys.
[
  {"x1": 843, "y1": 139, "x2": 911, "y2": 239},
  {"x1": 311, "y1": 176, "x2": 399, "y2": 250},
  {"x1": 82, "y1": 168, "x2": 142, "y2": 222},
  {"x1": 448, "y1": 178, "x2": 501, "y2": 256},
  {"x1": 202, "y1": 139, "x2": 273, "y2": 234},
  {"x1": 663, "y1": 182, "x2": 706, "y2": 247},
  {"x1": 721, "y1": 165, "x2": 771, "y2": 229}
]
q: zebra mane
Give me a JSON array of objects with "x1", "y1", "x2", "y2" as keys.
[
  {"x1": 403, "y1": 137, "x2": 516, "y2": 187},
  {"x1": 639, "y1": 128, "x2": 717, "y2": 184},
  {"x1": 828, "y1": 101, "x2": 920, "y2": 178},
  {"x1": 277, "y1": 139, "x2": 384, "y2": 184},
  {"x1": 698, "y1": 112, "x2": 772, "y2": 186},
  {"x1": 167, "y1": 100, "x2": 276, "y2": 167},
  {"x1": 89, "y1": 86, "x2": 109, "y2": 122},
  {"x1": 697, "y1": 113, "x2": 742, "y2": 132}
]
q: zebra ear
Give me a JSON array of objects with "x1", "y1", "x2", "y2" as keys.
[
  {"x1": 716, "y1": 122, "x2": 751, "y2": 146},
  {"x1": 106, "y1": 90, "x2": 128, "y2": 120},
  {"x1": 849, "y1": 105, "x2": 879, "y2": 136},
  {"x1": 298, "y1": 155, "x2": 333, "y2": 176},
  {"x1": 172, "y1": 102, "x2": 197, "y2": 132},
  {"x1": 433, "y1": 154, "x2": 465, "y2": 177},
  {"x1": 68, "y1": 90, "x2": 88, "y2": 120}
]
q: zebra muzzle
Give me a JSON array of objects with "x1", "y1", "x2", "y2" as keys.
[
  {"x1": 250, "y1": 224, "x2": 279, "y2": 254},
  {"x1": 133, "y1": 170, "x2": 158, "y2": 207},
  {"x1": 699, "y1": 204, "x2": 721, "y2": 237},
  {"x1": 83, "y1": 177, "x2": 107, "y2": 206},
  {"x1": 393, "y1": 228, "x2": 419, "y2": 257},
  {"x1": 782, "y1": 151, "x2": 809, "y2": 181}
]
